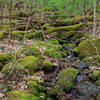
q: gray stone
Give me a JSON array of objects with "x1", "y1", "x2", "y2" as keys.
[
  {"x1": 77, "y1": 81, "x2": 100, "y2": 98},
  {"x1": 74, "y1": 61, "x2": 87, "y2": 70}
]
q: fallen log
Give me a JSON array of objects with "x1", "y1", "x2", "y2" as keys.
[{"x1": 44, "y1": 23, "x2": 84, "y2": 34}]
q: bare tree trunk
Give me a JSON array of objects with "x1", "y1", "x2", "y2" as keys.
[
  {"x1": 40, "y1": 0, "x2": 44, "y2": 20},
  {"x1": 93, "y1": 0, "x2": 97, "y2": 39},
  {"x1": 24, "y1": 0, "x2": 27, "y2": 12},
  {"x1": 4, "y1": 0, "x2": 7, "y2": 23},
  {"x1": 8, "y1": 0, "x2": 12, "y2": 43}
]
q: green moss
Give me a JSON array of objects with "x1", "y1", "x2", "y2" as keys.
[
  {"x1": 17, "y1": 56, "x2": 38, "y2": 74},
  {"x1": 39, "y1": 92, "x2": 46, "y2": 100},
  {"x1": 21, "y1": 45, "x2": 43, "y2": 58},
  {"x1": 2, "y1": 56, "x2": 38, "y2": 74},
  {"x1": 47, "y1": 39, "x2": 62, "y2": 50},
  {"x1": 42, "y1": 23, "x2": 51, "y2": 30},
  {"x1": 71, "y1": 32, "x2": 83, "y2": 42},
  {"x1": 27, "y1": 81, "x2": 39, "y2": 95},
  {"x1": 89, "y1": 70, "x2": 100, "y2": 81},
  {"x1": 44, "y1": 23, "x2": 84, "y2": 34},
  {"x1": 28, "y1": 78, "x2": 44, "y2": 85},
  {"x1": 2, "y1": 64, "x2": 8, "y2": 73},
  {"x1": 2, "y1": 56, "x2": 39, "y2": 74},
  {"x1": 61, "y1": 30, "x2": 75, "y2": 40},
  {"x1": 93, "y1": 55, "x2": 100, "y2": 63},
  {"x1": 44, "y1": 48, "x2": 62, "y2": 58},
  {"x1": 0, "y1": 31, "x2": 5, "y2": 39},
  {"x1": 42, "y1": 60, "x2": 53, "y2": 72},
  {"x1": 35, "y1": 30, "x2": 43, "y2": 40},
  {"x1": 75, "y1": 38, "x2": 100, "y2": 57},
  {"x1": 47, "y1": 85, "x2": 64, "y2": 96},
  {"x1": 48, "y1": 38, "x2": 59, "y2": 44},
  {"x1": 26, "y1": 32, "x2": 35, "y2": 39},
  {"x1": 57, "y1": 68, "x2": 78, "y2": 92},
  {"x1": 7, "y1": 90, "x2": 39, "y2": 100},
  {"x1": 35, "y1": 41, "x2": 47, "y2": 47},
  {"x1": 69, "y1": 15, "x2": 93, "y2": 22},
  {"x1": 0, "y1": 53, "x2": 12, "y2": 62},
  {"x1": 0, "y1": 53, "x2": 12, "y2": 69},
  {"x1": 0, "y1": 25, "x2": 9, "y2": 30},
  {"x1": 47, "y1": 97, "x2": 54, "y2": 100},
  {"x1": 27, "y1": 80, "x2": 45, "y2": 95},
  {"x1": 11, "y1": 31, "x2": 25, "y2": 39}
]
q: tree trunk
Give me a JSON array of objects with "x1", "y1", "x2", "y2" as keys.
[
  {"x1": 93, "y1": 0, "x2": 97, "y2": 39},
  {"x1": 8, "y1": 0, "x2": 12, "y2": 43},
  {"x1": 4, "y1": 0, "x2": 7, "y2": 23}
]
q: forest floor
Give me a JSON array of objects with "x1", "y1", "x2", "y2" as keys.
[{"x1": 0, "y1": 15, "x2": 100, "y2": 100}]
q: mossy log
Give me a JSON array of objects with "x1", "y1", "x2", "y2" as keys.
[
  {"x1": 44, "y1": 23, "x2": 84, "y2": 34},
  {"x1": 51, "y1": 15, "x2": 93, "y2": 27}
]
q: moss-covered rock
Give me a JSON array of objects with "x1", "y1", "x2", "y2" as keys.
[
  {"x1": 27, "y1": 78, "x2": 44, "y2": 85},
  {"x1": 7, "y1": 90, "x2": 39, "y2": 100},
  {"x1": 44, "y1": 48, "x2": 62, "y2": 58},
  {"x1": 11, "y1": 31, "x2": 25, "y2": 39},
  {"x1": 27, "y1": 80, "x2": 45, "y2": 96},
  {"x1": 21, "y1": 45, "x2": 43, "y2": 58},
  {"x1": 74, "y1": 38, "x2": 100, "y2": 57},
  {"x1": 0, "y1": 53, "x2": 12, "y2": 70},
  {"x1": 42, "y1": 60, "x2": 53, "y2": 72},
  {"x1": 93, "y1": 55, "x2": 100, "y2": 63},
  {"x1": 17, "y1": 56, "x2": 38, "y2": 74},
  {"x1": 0, "y1": 25, "x2": 9, "y2": 30},
  {"x1": 27, "y1": 81, "x2": 39, "y2": 96},
  {"x1": 26, "y1": 32, "x2": 35, "y2": 39},
  {"x1": 61, "y1": 30, "x2": 75, "y2": 40},
  {"x1": 57, "y1": 68, "x2": 78, "y2": 92},
  {"x1": 2, "y1": 56, "x2": 38, "y2": 75},
  {"x1": 0, "y1": 31, "x2": 5, "y2": 39},
  {"x1": 47, "y1": 85, "x2": 64, "y2": 96},
  {"x1": 44, "y1": 23, "x2": 84, "y2": 34},
  {"x1": 89, "y1": 70, "x2": 100, "y2": 81}
]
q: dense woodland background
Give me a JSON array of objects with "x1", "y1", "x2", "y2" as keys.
[{"x1": 0, "y1": 0, "x2": 100, "y2": 100}]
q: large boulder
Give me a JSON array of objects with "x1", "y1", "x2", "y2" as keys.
[
  {"x1": 2, "y1": 56, "x2": 38, "y2": 75},
  {"x1": 57, "y1": 68, "x2": 78, "y2": 92},
  {"x1": 0, "y1": 53, "x2": 12, "y2": 70},
  {"x1": 74, "y1": 38, "x2": 100, "y2": 58}
]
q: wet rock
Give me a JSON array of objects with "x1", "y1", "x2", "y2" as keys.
[
  {"x1": 64, "y1": 43, "x2": 76, "y2": 51},
  {"x1": 76, "y1": 74, "x2": 88, "y2": 84},
  {"x1": 76, "y1": 81, "x2": 100, "y2": 98},
  {"x1": 74, "y1": 61, "x2": 87, "y2": 70}
]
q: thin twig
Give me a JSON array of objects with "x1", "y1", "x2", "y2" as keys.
[
  {"x1": 39, "y1": 24, "x2": 49, "y2": 46},
  {"x1": 4, "y1": 45, "x2": 17, "y2": 82}
]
